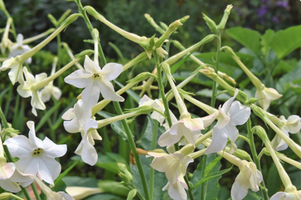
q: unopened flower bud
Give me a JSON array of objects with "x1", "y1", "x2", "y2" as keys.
[
  {"x1": 202, "y1": 13, "x2": 217, "y2": 34},
  {"x1": 118, "y1": 163, "x2": 133, "y2": 184}
]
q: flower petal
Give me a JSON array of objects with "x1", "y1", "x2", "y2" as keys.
[
  {"x1": 64, "y1": 69, "x2": 92, "y2": 88},
  {"x1": 98, "y1": 77, "x2": 124, "y2": 102},
  {"x1": 102, "y1": 62, "x2": 123, "y2": 81},
  {"x1": 229, "y1": 101, "x2": 251, "y2": 126},
  {"x1": 205, "y1": 127, "x2": 228, "y2": 154},
  {"x1": 231, "y1": 180, "x2": 248, "y2": 200}
]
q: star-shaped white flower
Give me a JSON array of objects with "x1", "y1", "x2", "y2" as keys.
[
  {"x1": 231, "y1": 161, "x2": 263, "y2": 200},
  {"x1": 17, "y1": 67, "x2": 47, "y2": 116},
  {"x1": 205, "y1": 90, "x2": 251, "y2": 154},
  {"x1": 64, "y1": 55, "x2": 124, "y2": 108},
  {"x1": 271, "y1": 115, "x2": 301, "y2": 151},
  {"x1": 3, "y1": 121, "x2": 67, "y2": 185},
  {"x1": 63, "y1": 100, "x2": 101, "y2": 166},
  {"x1": 148, "y1": 150, "x2": 193, "y2": 200},
  {"x1": 9, "y1": 34, "x2": 32, "y2": 64},
  {"x1": 158, "y1": 114, "x2": 216, "y2": 147},
  {"x1": 255, "y1": 87, "x2": 282, "y2": 110}
]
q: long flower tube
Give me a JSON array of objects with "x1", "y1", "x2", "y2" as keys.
[
  {"x1": 251, "y1": 105, "x2": 301, "y2": 158},
  {"x1": 254, "y1": 126, "x2": 301, "y2": 199}
]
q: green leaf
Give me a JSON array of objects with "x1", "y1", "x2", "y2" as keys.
[
  {"x1": 226, "y1": 27, "x2": 261, "y2": 54},
  {"x1": 55, "y1": 160, "x2": 79, "y2": 185},
  {"x1": 276, "y1": 60, "x2": 301, "y2": 93},
  {"x1": 85, "y1": 194, "x2": 125, "y2": 200},
  {"x1": 191, "y1": 167, "x2": 232, "y2": 190},
  {"x1": 191, "y1": 154, "x2": 223, "y2": 199},
  {"x1": 261, "y1": 29, "x2": 275, "y2": 56},
  {"x1": 266, "y1": 163, "x2": 282, "y2": 196},
  {"x1": 35, "y1": 101, "x2": 61, "y2": 132},
  {"x1": 131, "y1": 155, "x2": 167, "y2": 200},
  {"x1": 98, "y1": 180, "x2": 130, "y2": 196},
  {"x1": 270, "y1": 25, "x2": 301, "y2": 59},
  {"x1": 95, "y1": 152, "x2": 128, "y2": 174},
  {"x1": 204, "y1": 156, "x2": 223, "y2": 176}
]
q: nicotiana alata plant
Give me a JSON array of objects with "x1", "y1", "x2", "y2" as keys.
[{"x1": 0, "y1": 0, "x2": 301, "y2": 200}]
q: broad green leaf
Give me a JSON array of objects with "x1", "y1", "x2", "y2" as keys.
[
  {"x1": 272, "y1": 60, "x2": 296, "y2": 77},
  {"x1": 276, "y1": 61, "x2": 301, "y2": 93},
  {"x1": 204, "y1": 156, "x2": 223, "y2": 176},
  {"x1": 131, "y1": 155, "x2": 167, "y2": 200},
  {"x1": 226, "y1": 27, "x2": 261, "y2": 54},
  {"x1": 63, "y1": 176, "x2": 99, "y2": 187},
  {"x1": 191, "y1": 167, "x2": 232, "y2": 190},
  {"x1": 261, "y1": 29, "x2": 275, "y2": 56},
  {"x1": 270, "y1": 25, "x2": 301, "y2": 59},
  {"x1": 97, "y1": 111, "x2": 128, "y2": 140},
  {"x1": 191, "y1": 154, "x2": 222, "y2": 200}
]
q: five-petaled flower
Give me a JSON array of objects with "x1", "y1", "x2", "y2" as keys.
[
  {"x1": 9, "y1": 33, "x2": 32, "y2": 64},
  {"x1": 205, "y1": 90, "x2": 251, "y2": 154},
  {"x1": 3, "y1": 121, "x2": 67, "y2": 185},
  {"x1": 64, "y1": 55, "x2": 124, "y2": 108}
]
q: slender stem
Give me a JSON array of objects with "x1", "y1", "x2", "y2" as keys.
[
  {"x1": 30, "y1": 182, "x2": 41, "y2": 200},
  {"x1": 246, "y1": 119, "x2": 269, "y2": 200},
  {"x1": 113, "y1": 102, "x2": 150, "y2": 200},
  {"x1": 149, "y1": 120, "x2": 158, "y2": 200},
  {"x1": 154, "y1": 54, "x2": 172, "y2": 128},
  {"x1": 76, "y1": 0, "x2": 106, "y2": 65}
]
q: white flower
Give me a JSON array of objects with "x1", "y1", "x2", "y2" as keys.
[
  {"x1": 0, "y1": 56, "x2": 23, "y2": 85},
  {"x1": 9, "y1": 34, "x2": 32, "y2": 64},
  {"x1": 0, "y1": 167, "x2": 34, "y2": 193},
  {"x1": 255, "y1": 87, "x2": 282, "y2": 110},
  {"x1": 17, "y1": 67, "x2": 47, "y2": 116},
  {"x1": 231, "y1": 161, "x2": 263, "y2": 200},
  {"x1": 148, "y1": 150, "x2": 193, "y2": 200},
  {"x1": 271, "y1": 115, "x2": 301, "y2": 151},
  {"x1": 139, "y1": 95, "x2": 177, "y2": 126},
  {"x1": 64, "y1": 55, "x2": 124, "y2": 108},
  {"x1": 158, "y1": 114, "x2": 216, "y2": 147},
  {"x1": 205, "y1": 90, "x2": 250, "y2": 154},
  {"x1": 3, "y1": 121, "x2": 67, "y2": 185},
  {"x1": 271, "y1": 190, "x2": 301, "y2": 200},
  {"x1": 63, "y1": 100, "x2": 101, "y2": 166}
]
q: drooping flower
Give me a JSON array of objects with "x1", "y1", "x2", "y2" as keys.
[
  {"x1": 17, "y1": 67, "x2": 47, "y2": 116},
  {"x1": 64, "y1": 55, "x2": 124, "y2": 108},
  {"x1": 205, "y1": 90, "x2": 251, "y2": 154},
  {"x1": 231, "y1": 161, "x2": 263, "y2": 200},
  {"x1": 62, "y1": 99, "x2": 101, "y2": 166},
  {"x1": 9, "y1": 34, "x2": 32, "y2": 64},
  {"x1": 158, "y1": 114, "x2": 216, "y2": 147},
  {"x1": 271, "y1": 115, "x2": 301, "y2": 151},
  {"x1": 255, "y1": 87, "x2": 282, "y2": 111},
  {"x1": 147, "y1": 148, "x2": 194, "y2": 200},
  {"x1": 139, "y1": 95, "x2": 177, "y2": 127},
  {"x1": 3, "y1": 121, "x2": 67, "y2": 185},
  {"x1": 0, "y1": 56, "x2": 24, "y2": 85},
  {"x1": 35, "y1": 176, "x2": 74, "y2": 200},
  {"x1": 270, "y1": 190, "x2": 301, "y2": 200}
]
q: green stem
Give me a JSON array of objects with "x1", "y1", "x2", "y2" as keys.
[
  {"x1": 149, "y1": 120, "x2": 158, "y2": 200},
  {"x1": 154, "y1": 54, "x2": 172, "y2": 128},
  {"x1": 247, "y1": 119, "x2": 269, "y2": 200},
  {"x1": 31, "y1": 182, "x2": 41, "y2": 200},
  {"x1": 75, "y1": 0, "x2": 106, "y2": 65},
  {"x1": 113, "y1": 102, "x2": 150, "y2": 200}
]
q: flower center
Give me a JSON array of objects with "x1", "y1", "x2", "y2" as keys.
[
  {"x1": 92, "y1": 73, "x2": 102, "y2": 80},
  {"x1": 32, "y1": 148, "x2": 43, "y2": 156}
]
